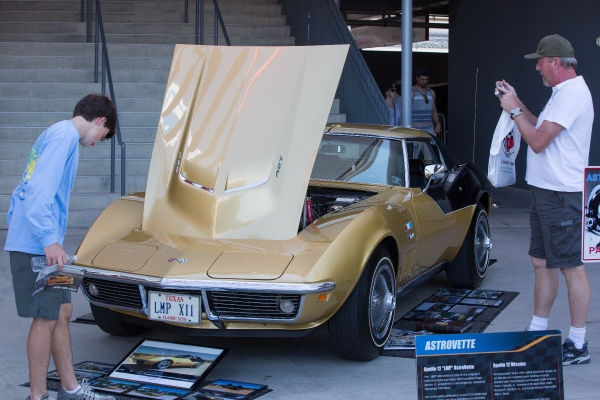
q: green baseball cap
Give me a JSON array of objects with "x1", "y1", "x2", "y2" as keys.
[{"x1": 524, "y1": 34, "x2": 575, "y2": 59}]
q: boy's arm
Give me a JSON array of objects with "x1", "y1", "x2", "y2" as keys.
[{"x1": 24, "y1": 137, "x2": 71, "y2": 265}]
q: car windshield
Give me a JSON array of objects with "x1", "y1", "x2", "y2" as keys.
[{"x1": 310, "y1": 134, "x2": 406, "y2": 186}]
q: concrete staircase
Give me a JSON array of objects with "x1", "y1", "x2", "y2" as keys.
[{"x1": 0, "y1": 0, "x2": 345, "y2": 229}]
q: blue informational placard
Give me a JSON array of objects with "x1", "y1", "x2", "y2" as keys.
[{"x1": 415, "y1": 330, "x2": 564, "y2": 399}]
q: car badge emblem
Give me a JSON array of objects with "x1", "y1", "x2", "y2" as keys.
[
  {"x1": 407, "y1": 233, "x2": 415, "y2": 241},
  {"x1": 404, "y1": 221, "x2": 413, "y2": 231},
  {"x1": 168, "y1": 258, "x2": 188, "y2": 263}
]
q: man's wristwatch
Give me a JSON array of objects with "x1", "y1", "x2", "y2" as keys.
[{"x1": 510, "y1": 107, "x2": 523, "y2": 120}]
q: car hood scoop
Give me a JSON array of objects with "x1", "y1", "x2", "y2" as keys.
[{"x1": 142, "y1": 44, "x2": 348, "y2": 241}]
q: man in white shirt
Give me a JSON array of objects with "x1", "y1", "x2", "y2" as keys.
[{"x1": 497, "y1": 34, "x2": 593, "y2": 366}]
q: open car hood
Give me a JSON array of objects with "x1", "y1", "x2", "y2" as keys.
[{"x1": 143, "y1": 44, "x2": 348, "y2": 240}]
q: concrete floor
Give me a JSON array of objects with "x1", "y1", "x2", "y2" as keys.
[{"x1": 1, "y1": 186, "x2": 599, "y2": 399}]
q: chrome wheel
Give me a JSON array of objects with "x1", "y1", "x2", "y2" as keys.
[
  {"x1": 474, "y1": 210, "x2": 491, "y2": 277},
  {"x1": 156, "y1": 360, "x2": 172, "y2": 369},
  {"x1": 369, "y1": 258, "x2": 396, "y2": 343}
]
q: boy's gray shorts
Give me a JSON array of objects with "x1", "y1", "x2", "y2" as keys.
[
  {"x1": 528, "y1": 186, "x2": 583, "y2": 269},
  {"x1": 10, "y1": 251, "x2": 71, "y2": 320}
]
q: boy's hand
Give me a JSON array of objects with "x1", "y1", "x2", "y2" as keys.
[{"x1": 44, "y1": 242, "x2": 66, "y2": 272}]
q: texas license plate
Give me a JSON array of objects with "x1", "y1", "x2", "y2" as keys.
[{"x1": 148, "y1": 291, "x2": 201, "y2": 324}]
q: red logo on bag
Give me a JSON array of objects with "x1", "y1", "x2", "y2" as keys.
[{"x1": 502, "y1": 131, "x2": 515, "y2": 157}]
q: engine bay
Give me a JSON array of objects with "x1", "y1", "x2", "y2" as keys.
[{"x1": 299, "y1": 186, "x2": 376, "y2": 230}]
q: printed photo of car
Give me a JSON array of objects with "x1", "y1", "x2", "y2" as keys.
[
  {"x1": 77, "y1": 45, "x2": 492, "y2": 361},
  {"x1": 46, "y1": 275, "x2": 74, "y2": 286},
  {"x1": 131, "y1": 354, "x2": 206, "y2": 369}
]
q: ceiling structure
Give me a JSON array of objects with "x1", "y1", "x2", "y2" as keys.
[{"x1": 338, "y1": 0, "x2": 449, "y2": 29}]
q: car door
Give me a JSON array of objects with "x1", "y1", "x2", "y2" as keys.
[{"x1": 406, "y1": 139, "x2": 468, "y2": 270}]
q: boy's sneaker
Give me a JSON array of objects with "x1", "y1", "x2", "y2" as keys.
[
  {"x1": 57, "y1": 380, "x2": 115, "y2": 400},
  {"x1": 26, "y1": 394, "x2": 55, "y2": 400},
  {"x1": 562, "y1": 339, "x2": 590, "y2": 365}
]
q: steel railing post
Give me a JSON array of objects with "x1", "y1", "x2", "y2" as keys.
[{"x1": 86, "y1": 0, "x2": 92, "y2": 42}]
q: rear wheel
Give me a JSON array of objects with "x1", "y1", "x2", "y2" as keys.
[
  {"x1": 329, "y1": 247, "x2": 396, "y2": 361},
  {"x1": 446, "y1": 204, "x2": 491, "y2": 288},
  {"x1": 90, "y1": 304, "x2": 149, "y2": 336}
]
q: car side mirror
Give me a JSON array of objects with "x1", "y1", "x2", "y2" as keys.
[{"x1": 423, "y1": 164, "x2": 446, "y2": 194}]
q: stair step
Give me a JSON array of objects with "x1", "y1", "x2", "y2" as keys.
[
  {"x1": 1, "y1": 158, "x2": 151, "y2": 176},
  {"x1": 0, "y1": 111, "x2": 160, "y2": 127},
  {"x1": 0, "y1": 126, "x2": 158, "y2": 143},
  {"x1": 0, "y1": 97, "x2": 163, "y2": 112},
  {"x1": 0, "y1": 22, "x2": 290, "y2": 38},
  {"x1": 0, "y1": 174, "x2": 148, "y2": 194},
  {"x1": 0, "y1": 142, "x2": 154, "y2": 160},
  {"x1": 1, "y1": 204, "x2": 123, "y2": 229},
  {"x1": 0, "y1": 33, "x2": 295, "y2": 46},
  {"x1": 0, "y1": 0, "x2": 280, "y2": 13},
  {"x1": 0, "y1": 82, "x2": 162, "y2": 97},
  {"x1": 0, "y1": 68, "x2": 169, "y2": 83},
  {"x1": 0, "y1": 11, "x2": 286, "y2": 25}
]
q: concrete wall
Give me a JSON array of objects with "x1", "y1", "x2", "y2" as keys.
[{"x1": 448, "y1": 0, "x2": 600, "y2": 189}]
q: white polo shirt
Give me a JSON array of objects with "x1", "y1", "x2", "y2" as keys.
[{"x1": 526, "y1": 75, "x2": 594, "y2": 192}]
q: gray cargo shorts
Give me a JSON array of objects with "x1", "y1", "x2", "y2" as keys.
[
  {"x1": 528, "y1": 186, "x2": 583, "y2": 269},
  {"x1": 10, "y1": 251, "x2": 71, "y2": 320}
]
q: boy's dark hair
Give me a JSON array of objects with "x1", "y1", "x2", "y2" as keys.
[{"x1": 73, "y1": 94, "x2": 117, "y2": 139}]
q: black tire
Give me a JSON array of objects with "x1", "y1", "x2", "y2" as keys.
[
  {"x1": 152, "y1": 359, "x2": 173, "y2": 369},
  {"x1": 329, "y1": 247, "x2": 396, "y2": 361},
  {"x1": 90, "y1": 304, "x2": 150, "y2": 337},
  {"x1": 446, "y1": 204, "x2": 491, "y2": 288}
]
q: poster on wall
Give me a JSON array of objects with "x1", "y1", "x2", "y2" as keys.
[
  {"x1": 415, "y1": 330, "x2": 563, "y2": 399},
  {"x1": 583, "y1": 167, "x2": 600, "y2": 262}
]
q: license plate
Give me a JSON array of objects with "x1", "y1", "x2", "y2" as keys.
[{"x1": 148, "y1": 291, "x2": 201, "y2": 324}]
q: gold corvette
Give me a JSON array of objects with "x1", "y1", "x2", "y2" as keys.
[
  {"x1": 77, "y1": 45, "x2": 492, "y2": 361},
  {"x1": 130, "y1": 354, "x2": 205, "y2": 369}
]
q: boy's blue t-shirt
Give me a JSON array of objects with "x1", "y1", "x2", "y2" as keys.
[{"x1": 4, "y1": 120, "x2": 80, "y2": 255}]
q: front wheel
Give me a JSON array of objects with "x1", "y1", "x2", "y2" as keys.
[
  {"x1": 153, "y1": 360, "x2": 173, "y2": 369},
  {"x1": 90, "y1": 304, "x2": 150, "y2": 337},
  {"x1": 446, "y1": 204, "x2": 491, "y2": 288},
  {"x1": 329, "y1": 247, "x2": 396, "y2": 361}
]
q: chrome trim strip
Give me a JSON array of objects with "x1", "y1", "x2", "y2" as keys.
[
  {"x1": 202, "y1": 291, "x2": 218, "y2": 321},
  {"x1": 179, "y1": 172, "x2": 214, "y2": 193},
  {"x1": 83, "y1": 267, "x2": 335, "y2": 294},
  {"x1": 224, "y1": 176, "x2": 270, "y2": 193},
  {"x1": 84, "y1": 268, "x2": 163, "y2": 285},
  {"x1": 162, "y1": 278, "x2": 335, "y2": 294},
  {"x1": 138, "y1": 285, "x2": 149, "y2": 315}
]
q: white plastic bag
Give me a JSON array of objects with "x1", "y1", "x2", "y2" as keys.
[{"x1": 488, "y1": 111, "x2": 521, "y2": 187}]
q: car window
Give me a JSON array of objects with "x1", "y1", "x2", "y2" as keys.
[
  {"x1": 405, "y1": 140, "x2": 441, "y2": 167},
  {"x1": 311, "y1": 134, "x2": 406, "y2": 187},
  {"x1": 405, "y1": 139, "x2": 445, "y2": 188}
]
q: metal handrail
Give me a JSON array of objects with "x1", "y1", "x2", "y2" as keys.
[
  {"x1": 279, "y1": 0, "x2": 387, "y2": 125},
  {"x1": 82, "y1": 0, "x2": 127, "y2": 195},
  {"x1": 185, "y1": 0, "x2": 231, "y2": 45}
]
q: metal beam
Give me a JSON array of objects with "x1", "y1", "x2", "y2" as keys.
[
  {"x1": 345, "y1": 20, "x2": 447, "y2": 29},
  {"x1": 401, "y1": 0, "x2": 412, "y2": 127}
]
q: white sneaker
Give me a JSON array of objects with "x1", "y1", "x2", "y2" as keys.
[{"x1": 57, "y1": 379, "x2": 115, "y2": 400}]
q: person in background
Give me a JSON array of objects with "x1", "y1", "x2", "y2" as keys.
[
  {"x1": 384, "y1": 83, "x2": 402, "y2": 126},
  {"x1": 411, "y1": 68, "x2": 441, "y2": 136},
  {"x1": 497, "y1": 34, "x2": 593, "y2": 366},
  {"x1": 4, "y1": 94, "x2": 117, "y2": 400}
]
